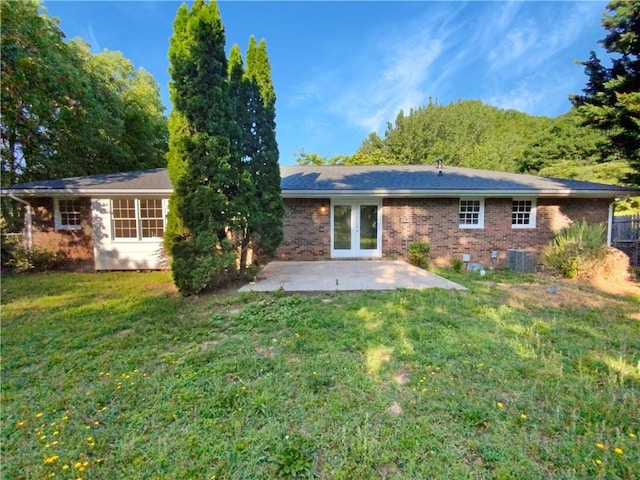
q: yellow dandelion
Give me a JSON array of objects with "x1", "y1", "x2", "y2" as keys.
[
  {"x1": 496, "y1": 402, "x2": 504, "y2": 408},
  {"x1": 53, "y1": 431, "x2": 59, "y2": 436},
  {"x1": 74, "y1": 462, "x2": 82, "y2": 469},
  {"x1": 87, "y1": 436, "x2": 94, "y2": 442},
  {"x1": 36, "y1": 413, "x2": 44, "y2": 418},
  {"x1": 44, "y1": 455, "x2": 59, "y2": 464},
  {"x1": 16, "y1": 421, "x2": 25, "y2": 428},
  {"x1": 82, "y1": 461, "x2": 88, "y2": 467},
  {"x1": 61, "y1": 465, "x2": 69, "y2": 470},
  {"x1": 596, "y1": 443, "x2": 605, "y2": 449},
  {"x1": 594, "y1": 459, "x2": 603, "y2": 466},
  {"x1": 520, "y1": 414, "x2": 527, "y2": 419},
  {"x1": 630, "y1": 432, "x2": 637, "y2": 439},
  {"x1": 61, "y1": 416, "x2": 69, "y2": 421},
  {"x1": 40, "y1": 435, "x2": 47, "y2": 441},
  {"x1": 614, "y1": 447, "x2": 623, "y2": 455}
]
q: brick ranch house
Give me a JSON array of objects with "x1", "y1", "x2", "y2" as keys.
[{"x1": 2, "y1": 165, "x2": 637, "y2": 271}]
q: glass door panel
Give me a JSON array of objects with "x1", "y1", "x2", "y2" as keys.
[
  {"x1": 359, "y1": 205, "x2": 378, "y2": 250},
  {"x1": 333, "y1": 205, "x2": 352, "y2": 250}
]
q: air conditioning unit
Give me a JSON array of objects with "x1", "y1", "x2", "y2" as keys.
[{"x1": 507, "y1": 249, "x2": 537, "y2": 273}]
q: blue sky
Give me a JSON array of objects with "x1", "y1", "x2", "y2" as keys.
[{"x1": 43, "y1": 1, "x2": 609, "y2": 165}]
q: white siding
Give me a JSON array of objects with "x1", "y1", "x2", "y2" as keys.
[{"x1": 91, "y1": 198, "x2": 167, "y2": 270}]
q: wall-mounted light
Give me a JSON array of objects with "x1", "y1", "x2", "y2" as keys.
[{"x1": 320, "y1": 205, "x2": 327, "y2": 214}]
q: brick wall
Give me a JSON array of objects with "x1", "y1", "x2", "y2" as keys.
[
  {"x1": 383, "y1": 197, "x2": 611, "y2": 267},
  {"x1": 29, "y1": 197, "x2": 95, "y2": 271},
  {"x1": 276, "y1": 198, "x2": 331, "y2": 260},
  {"x1": 278, "y1": 196, "x2": 612, "y2": 266}
]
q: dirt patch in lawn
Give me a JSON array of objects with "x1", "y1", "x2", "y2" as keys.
[{"x1": 497, "y1": 275, "x2": 639, "y2": 311}]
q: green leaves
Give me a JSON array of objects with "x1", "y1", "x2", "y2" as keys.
[
  {"x1": 0, "y1": 1, "x2": 167, "y2": 184},
  {"x1": 166, "y1": 1, "x2": 283, "y2": 293},
  {"x1": 572, "y1": 0, "x2": 640, "y2": 186}
]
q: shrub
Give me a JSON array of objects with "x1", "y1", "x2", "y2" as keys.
[
  {"x1": 451, "y1": 258, "x2": 463, "y2": 273},
  {"x1": 407, "y1": 241, "x2": 430, "y2": 269},
  {"x1": 170, "y1": 237, "x2": 237, "y2": 295},
  {"x1": 3, "y1": 243, "x2": 60, "y2": 273},
  {"x1": 544, "y1": 220, "x2": 628, "y2": 280}
]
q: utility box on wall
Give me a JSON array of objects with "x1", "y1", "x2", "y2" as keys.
[{"x1": 507, "y1": 249, "x2": 537, "y2": 273}]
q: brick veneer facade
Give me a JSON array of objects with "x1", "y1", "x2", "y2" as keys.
[
  {"x1": 29, "y1": 197, "x2": 95, "y2": 270},
  {"x1": 276, "y1": 198, "x2": 331, "y2": 260},
  {"x1": 21, "y1": 195, "x2": 612, "y2": 270},
  {"x1": 276, "y1": 197, "x2": 612, "y2": 267}
]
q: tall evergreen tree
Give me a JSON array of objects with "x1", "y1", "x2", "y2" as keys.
[
  {"x1": 165, "y1": 0, "x2": 239, "y2": 294},
  {"x1": 571, "y1": 0, "x2": 640, "y2": 185},
  {"x1": 227, "y1": 43, "x2": 258, "y2": 275},
  {"x1": 227, "y1": 36, "x2": 284, "y2": 274},
  {"x1": 243, "y1": 37, "x2": 284, "y2": 262}
]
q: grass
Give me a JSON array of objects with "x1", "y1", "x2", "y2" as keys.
[{"x1": 1, "y1": 270, "x2": 639, "y2": 479}]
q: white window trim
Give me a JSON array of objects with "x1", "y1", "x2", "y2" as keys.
[
  {"x1": 458, "y1": 198, "x2": 484, "y2": 229},
  {"x1": 111, "y1": 198, "x2": 168, "y2": 242},
  {"x1": 54, "y1": 198, "x2": 82, "y2": 231},
  {"x1": 511, "y1": 198, "x2": 537, "y2": 229}
]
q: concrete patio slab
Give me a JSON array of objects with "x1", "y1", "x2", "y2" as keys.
[{"x1": 238, "y1": 260, "x2": 467, "y2": 293}]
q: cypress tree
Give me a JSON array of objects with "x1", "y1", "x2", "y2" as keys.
[
  {"x1": 227, "y1": 43, "x2": 258, "y2": 275},
  {"x1": 243, "y1": 36, "x2": 284, "y2": 262},
  {"x1": 165, "y1": 0, "x2": 239, "y2": 294}
]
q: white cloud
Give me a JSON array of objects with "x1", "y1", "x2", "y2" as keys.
[
  {"x1": 488, "y1": 72, "x2": 577, "y2": 117},
  {"x1": 324, "y1": 7, "x2": 463, "y2": 136},
  {"x1": 85, "y1": 24, "x2": 102, "y2": 52},
  {"x1": 488, "y1": 2, "x2": 604, "y2": 75},
  {"x1": 286, "y1": 0, "x2": 605, "y2": 147}
]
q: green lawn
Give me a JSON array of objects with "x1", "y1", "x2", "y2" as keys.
[{"x1": 1, "y1": 270, "x2": 638, "y2": 479}]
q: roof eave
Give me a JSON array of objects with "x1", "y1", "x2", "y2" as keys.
[
  {"x1": 281, "y1": 189, "x2": 634, "y2": 198},
  {"x1": 0, "y1": 188, "x2": 174, "y2": 197}
]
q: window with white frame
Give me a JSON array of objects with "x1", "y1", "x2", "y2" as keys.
[
  {"x1": 112, "y1": 198, "x2": 166, "y2": 240},
  {"x1": 512, "y1": 199, "x2": 536, "y2": 228},
  {"x1": 54, "y1": 198, "x2": 82, "y2": 230},
  {"x1": 459, "y1": 199, "x2": 484, "y2": 228},
  {"x1": 140, "y1": 199, "x2": 165, "y2": 238}
]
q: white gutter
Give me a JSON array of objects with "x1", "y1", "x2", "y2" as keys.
[
  {"x1": 281, "y1": 189, "x2": 633, "y2": 199},
  {"x1": 0, "y1": 188, "x2": 173, "y2": 197},
  {"x1": 7, "y1": 194, "x2": 33, "y2": 249},
  {"x1": 607, "y1": 201, "x2": 614, "y2": 247}
]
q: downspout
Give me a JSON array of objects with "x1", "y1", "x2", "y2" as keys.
[
  {"x1": 8, "y1": 194, "x2": 32, "y2": 250},
  {"x1": 607, "y1": 201, "x2": 614, "y2": 247}
]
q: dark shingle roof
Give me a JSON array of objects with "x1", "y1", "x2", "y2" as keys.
[
  {"x1": 2, "y1": 165, "x2": 637, "y2": 198},
  {"x1": 279, "y1": 165, "x2": 638, "y2": 198},
  {"x1": 2, "y1": 168, "x2": 172, "y2": 193}
]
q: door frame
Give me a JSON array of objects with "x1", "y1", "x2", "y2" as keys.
[{"x1": 330, "y1": 198, "x2": 383, "y2": 258}]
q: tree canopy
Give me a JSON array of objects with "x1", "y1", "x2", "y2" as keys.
[
  {"x1": 571, "y1": 0, "x2": 640, "y2": 186},
  {"x1": 1, "y1": 0, "x2": 167, "y2": 183},
  {"x1": 1, "y1": 0, "x2": 167, "y2": 227}
]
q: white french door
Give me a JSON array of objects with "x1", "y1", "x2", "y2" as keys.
[{"x1": 331, "y1": 200, "x2": 382, "y2": 258}]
